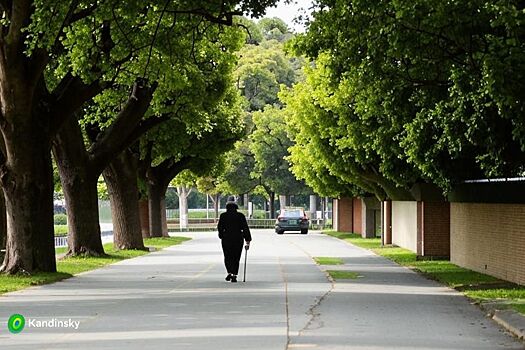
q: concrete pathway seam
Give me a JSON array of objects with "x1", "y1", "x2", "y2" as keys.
[{"x1": 290, "y1": 241, "x2": 335, "y2": 337}]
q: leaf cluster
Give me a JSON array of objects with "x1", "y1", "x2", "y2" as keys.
[{"x1": 286, "y1": 0, "x2": 525, "y2": 195}]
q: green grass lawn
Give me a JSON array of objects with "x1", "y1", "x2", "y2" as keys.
[
  {"x1": 325, "y1": 231, "x2": 382, "y2": 249},
  {"x1": 326, "y1": 270, "x2": 361, "y2": 280},
  {"x1": 314, "y1": 257, "x2": 344, "y2": 265},
  {"x1": 55, "y1": 246, "x2": 68, "y2": 255},
  {"x1": 1, "y1": 237, "x2": 191, "y2": 295},
  {"x1": 510, "y1": 304, "x2": 525, "y2": 314},
  {"x1": 324, "y1": 231, "x2": 525, "y2": 315}
]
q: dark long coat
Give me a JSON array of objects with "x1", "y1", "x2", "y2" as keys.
[{"x1": 218, "y1": 202, "x2": 252, "y2": 275}]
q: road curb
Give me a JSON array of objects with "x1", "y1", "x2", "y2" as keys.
[{"x1": 491, "y1": 309, "x2": 525, "y2": 340}]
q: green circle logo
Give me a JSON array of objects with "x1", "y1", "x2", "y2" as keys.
[{"x1": 8, "y1": 314, "x2": 25, "y2": 334}]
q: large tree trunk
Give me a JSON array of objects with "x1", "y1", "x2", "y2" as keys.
[
  {"x1": 0, "y1": 70, "x2": 108, "y2": 268},
  {"x1": 52, "y1": 80, "x2": 158, "y2": 255},
  {"x1": 139, "y1": 199, "x2": 150, "y2": 238},
  {"x1": 61, "y1": 174, "x2": 103, "y2": 256},
  {"x1": 148, "y1": 181, "x2": 168, "y2": 238},
  {"x1": 103, "y1": 150, "x2": 145, "y2": 250},
  {"x1": 143, "y1": 156, "x2": 194, "y2": 237},
  {"x1": 178, "y1": 190, "x2": 187, "y2": 230},
  {"x1": 1, "y1": 136, "x2": 56, "y2": 273},
  {"x1": 53, "y1": 117, "x2": 104, "y2": 256},
  {"x1": 0, "y1": 2, "x2": 55, "y2": 274},
  {"x1": 0, "y1": 192, "x2": 6, "y2": 250},
  {"x1": 160, "y1": 199, "x2": 168, "y2": 237},
  {"x1": 177, "y1": 185, "x2": 192, "y2": 230},
  {"x1": 0, "y1": 9, "x2": 157, "y2": 272},
  {"x1": 213, "y1": 194, "x2": 220, "y2": 220}
]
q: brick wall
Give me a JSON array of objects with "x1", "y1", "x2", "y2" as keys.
[
  {"x1": 340, "y1": 197, "x2": 354, "y2": 232},
  {"x1": 333, "y1": 197, "x2": 354, "y2": 233},
  {"x1": 353, "y1": 198, "x2": 362, "y2": 235},
  {"x1": 391, "y1": 201, "x2": 450, "y2": 257},
  {"x1": 423, "y1": 202, "x2": 450, "y2": 257},
  {"x1": 451, "y1": 203, "x2": 525, "y2": 285}
]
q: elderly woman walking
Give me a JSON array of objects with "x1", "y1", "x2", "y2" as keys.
[{"x1": 218, "y1": 196, "x2": 251, "y2": 283}]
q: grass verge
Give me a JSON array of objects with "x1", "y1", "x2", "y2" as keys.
[
  {"x1": 1, "y1": 237, "x2": 191, "y2": 295},
  {"x1": 324, "y1": 231, "x2": 525, "y2": 315},
  {"x1": 314, "y1": 257, "x2": 344, "y2": 265},
  {"x1": 510, "y1": 304, "x2": 525, "y2": 314},
  {"x1": 327, "y1": 270, "x2": 361, "y2": 280}
]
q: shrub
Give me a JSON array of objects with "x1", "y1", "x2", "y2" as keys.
[
  {"x1": 54, "y1": 214, "x2": 67, "y2": 225},
  {"x1": 54, "y1": 225, "x2": 68, "y2": 236}
]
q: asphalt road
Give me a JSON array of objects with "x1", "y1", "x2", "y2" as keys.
[{"x1": 0, "y1": 230, "x2": 523, "y2": 350}]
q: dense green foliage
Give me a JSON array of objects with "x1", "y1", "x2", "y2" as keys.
[
  {"x1": 235, "y1": 39, "x2": 297, "y2": 111},
  {"x1": 250, "y1": 105, "x2": 307, "y2": 196},
  {"x1": 219, "y1": 18, "x2": 310, "y2": 200},
  {"x1": 53, "y1": 214, "x2": 68, "y2": 225},
  {"x1": 284, "y1": 0, "x2": 525, "y2": 197}
]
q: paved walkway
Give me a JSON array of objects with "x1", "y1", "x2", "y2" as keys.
[{"x1": 0, "y1": 230, "x2": 523, "y2": 349}]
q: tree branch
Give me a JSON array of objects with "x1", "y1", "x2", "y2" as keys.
[
  {"x1": 138, "y1": 140, "x2": 154, "y2": 180},
  {"x1": 89, "y1": 79, "x2": 157, "y2": 173},
  {"x1": 163, "y1": 156, "x2": 194, "y2": 186},
  {"x1": 70, "y1": 3, "x2": 97, "y2": 23},
  {"x1": 120, "y1": 114, "x2": 171, "y2": 155},
  {"x1": 165, "y1": 8, "x2": 242, "y2": 26},
  {"x1": 49, "y1": 74, "x2": 106, "y2": 136},
  {"x1": 0, "y1": 1, "x2": 12, "y2": 40},
  {"x1": 111, "y1": 5, "x2": 135, "y2": 55},
  {"x1": 0, "y1": 1, "x2": 12, "y2": 14},
  {"x1": 143, "y1": 0, "x2": 171, "y2": 78},
  {"x1": 49, "y1": 0, "x2": 80, "y2": 54},
  {"x1": 359, "y1": 169, "x2": 413, "y2": 201},
  {"x1": 50, "y1": 1, "x2": 99, "y2": 55},
  {"x1": 0, "y1": 0, "x2": 30, "y2": 87},
  {"x1": 149, "y1": 156, "x2": 194, "y2": 190},
  {"x1": 5, "y1": 0, "x2": 30, "y2": 48}
]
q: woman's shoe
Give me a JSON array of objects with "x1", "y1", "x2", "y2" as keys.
[
  {"x1": 225, "y1": 274, "x2": 232, "y2": 281},
  {"x1": 231, "y1": 275, "x2": 237, "y2": 283}
]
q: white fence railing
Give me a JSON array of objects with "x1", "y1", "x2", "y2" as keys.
[
  {"x1": 54, "y1": 230, "x2": 113, "y2": 248},
  {"x1": 54, "y1": 236, "x2": 68, "y2": 248},
  {"x1": 166, "y1": 218, "x2": 331, "y2": 231}
]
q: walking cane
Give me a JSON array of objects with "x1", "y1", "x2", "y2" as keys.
[{"x1": 243, "y1": 244, "x2": 248, "y2": 282}]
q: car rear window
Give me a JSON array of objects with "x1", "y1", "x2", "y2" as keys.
[{"x1": 283, "y1": 210, "x2": 302, "y2": 217}]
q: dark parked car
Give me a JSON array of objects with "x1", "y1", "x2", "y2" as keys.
[{"x1": 275, "y1": 207, "x2": 309, "y2": 235}]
